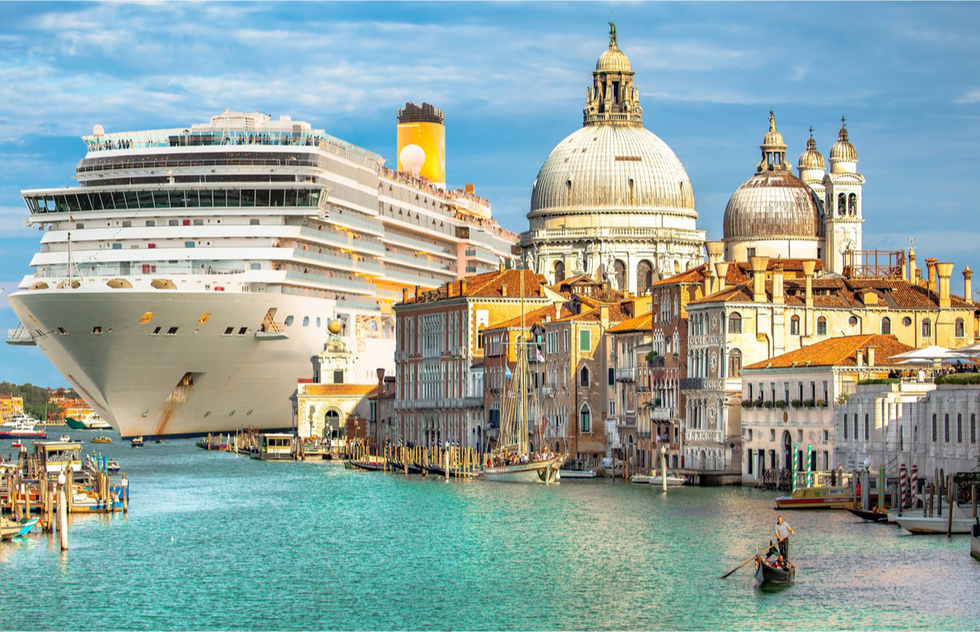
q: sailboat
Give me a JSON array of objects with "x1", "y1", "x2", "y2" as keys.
[{"x1": 482, "y1": 269, "x2": 565, "y2": 484}]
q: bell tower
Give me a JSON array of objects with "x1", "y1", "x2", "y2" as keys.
[
  {"x1": 822, "y1": 117, "x2": 865, "y2": 274},
  {"x1": 584, "y1": 22, "x2": 643, "y2": 128}
]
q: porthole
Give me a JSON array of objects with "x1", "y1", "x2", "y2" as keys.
[
  {"x1": 284, "y1": 315, "x2": 295, "y2": 326},
  {"x1": 902, "y1": 317, "x2": 912, "y2": 327}
]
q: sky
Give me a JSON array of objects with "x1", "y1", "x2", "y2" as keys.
[{"x1": 1, "y1": 1, "x2": 979, "y2": 387}]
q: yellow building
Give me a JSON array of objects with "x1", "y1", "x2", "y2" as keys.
[{"x1": 0, "y1": 394, "x2": 24, "y2": 420}]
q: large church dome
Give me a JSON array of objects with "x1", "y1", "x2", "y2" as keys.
[
  {"x1": 723, "y1": 171, "x2": 822, "y2": 239},
  {"x1": 529, "y1": 124, "x2": 695, "y2": 217}
]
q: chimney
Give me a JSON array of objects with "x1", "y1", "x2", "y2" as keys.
[
  {"x1": 856, "y1": 349, "x2": 864, "y2": 367},
  {"x1": 499, "y1": 261, "x2": 505, "y2": 273},
  {"x1": 926, "y1": 258, "x2": 938, "y2": 291},
  {"x1": 751, "y1": 256, "x2": 769, "y2": 303},
  {"x1": 461, "y1": 279, "x2": 468, "y2": 295},
  {"x1": 376, "y1": 367, "x2": 386, "y2": 388},
  {"x1": 703, "y1": 266, "x2": 715, "y2": 297},
  {"x1": 600, "y1": 304, "x2": 609, "y2": 330},
  {"x1": 706, "y1": 241, "x2": 724, "y2": 268},
  {"x1": 414, "y1": 285, "x2": 421, "y2": 301},
  {"x1": 715, "y1": 262, "x2": 730, "y2": 293},
  {"x1": 772, "y1": 262, "x2": 784, "y2": 305},
  {"x1": 867, "y1": 346, "x2": 876, "y2": 367},
  {"x1": 937, "y1": 262, "x2": 954, "y2": 309},
  {"x1": 402, "y1": 287, "x2": 409, "y2": 303},
  {"x1": 909, "y1": 248, "x2": 917, "y2": 284},
  {"x1": 802, "y1": 260, "x2": 816, "y2": 308},
  {"x1": 501, "y1": 283, "x2": 508, "y2": 297},
  {"x1": 964, "y1": 266, "x2": 973, "y2": 303}
]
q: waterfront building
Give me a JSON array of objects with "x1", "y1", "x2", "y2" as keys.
[
  {"x1": 723, "y1": 112, "x2": 864, "y2": 275},
  {"x1": 605, "y1": 311, "x2": 655, "y2": 471},
  {"x1": 520, "y1": 25, "x2": 706, "y2": 292},
  {"x1": 7, "y1": 106, "x2": 517, "y2": 437},
  {"x1": 48, "y1": 395, "x2": 93, "y2": 422},
  {"x1": 739, "y1": 334, "x2": 913, "y2": 486},
  {"x1": 393, "y1": 268, "x2": 555, "y2": 449},
  {"x1": 837, "y1": 380, "x2": 980, "y2": 480},
  {"x1": 0, "y1": 394, "x2": 25, "y2": 420},
  {"x1": 368, "y1": 372, "x2": 397, "y2": 448},
  {"x1": 684, "y1": 252, "x2": 977, "y2": 478}
]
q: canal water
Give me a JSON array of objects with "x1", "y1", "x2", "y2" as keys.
[{"x1": 2, "y1": 435, "x2": 978, "y2": 630}]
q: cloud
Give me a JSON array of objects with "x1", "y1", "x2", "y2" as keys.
[{"x1": 954, "y1": 89, "x2": 980, "y2": 104}]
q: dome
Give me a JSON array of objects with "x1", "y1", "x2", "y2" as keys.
[
  {"x1": 761, "y1": 111, "x2": 786, "y2": 150},
  {"x1": 529, "y1": 124, "x2": 695, "y2": 216},
  {"x1": 798, "y1": 135, "x2": 825, "y2": 170},
  {"x1": 723, "y1": 171, "x2": 823, "y2": 240},
  {"x1": 596, "y1": 47, "x2": 631, "y2": 73},
  {"x1": 830, "y1": 122, "x2": 857, "y2": 162}
]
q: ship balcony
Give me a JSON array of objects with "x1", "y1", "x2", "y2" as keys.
[
  {"x1": 283, "y1": 271, "x2": 376, "y2": 295},
  {"x1": 326, "y1": 212, "x2": 384, "y2": 236},
  {"x1": 464, "y1": 249, "x2": 500, "y2": 265},
  {"x1": 290, "y1": 248, "x2": 384, "y2": 274},
  {"x1": 6, "y1": 323, "x2": 36, "y2": 346},
  {"x1": 385, "y1": 251, "x2": 453, "y2": 273},
  {"x1": 383, "y1": 269, "x2": 445, "y2": 289},
  {"x1": 300, "y1": 226, "x2": 384, "y2": 256},
  {"x1": 381, "y1": 231, "x2": 453, "y2": 257}
]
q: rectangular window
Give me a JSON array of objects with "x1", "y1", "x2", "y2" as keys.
[
  {"x1": 92, "y1": 326, "x2": 102, "y2": 334},
  {"x1": 747, "y1": 449, "x2": 753, "y2": 475},
  {"x1": 932, "y1": 414, "x2": 937, "y2": 442},
  {"x1": 223, "y1": 327, "x2": 234, "y2": 336},
  {"x1": 333, "y1": 370, "x2": 344, "y2": 384},
  {"x1": 823, "y1": 430, "x2": 829, "y2": 442},
  {"x1": 971, "y1": 414, "x2": 976, "y2": 443},
  {"x1": 944, "y1": 413, "x2": 950, "y2": 442},
  {"x1": 563, "y1": 329, "x2": 568, "y2": 352},
  {"x1": 844, "y1": 416, "x2": 848, "y2": 439},
  {"x1": 854, "y1": 415, "x2": 859, "y2": 440},
  {"x1": 166, "y1": 327, "x2": 178, "y2": 336},
  {"x1": 609, "y1": 401, "x2": 615, "y2": 416},
  {"x1": 238, "y1": 327, "x2": 248, "y2": 336},
  {"x1": 169, "y1": 219, "x2": 179, "y2": 226},
  {"x1": 185, "y1": 241, "x2": 196, "y2": 248},
  {"x1": 957, "y1": 414, "x2": 962, "y2": 443},
  {"x1": 864, "y1": 414, "x2": 869, "y2": 440},
  {"x1": 151, "y1": 327, "x2": 161, "y2": 336},
  {"x1": 145, "y1": 220, "x2": 155, "y2": 227},
  {"x1": 823, "y1": 381, "x2": 828, "y2": 402},
  {"x1": 580, "y1": 329, "x2": 590, "y2": 352},
  {"x1": 608, "y1": 368, "x2": 614, "y2": 386}
]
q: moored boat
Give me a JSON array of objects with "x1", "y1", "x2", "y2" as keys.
[
  {"x1": 483, "y1": 455, "x2": 563, "y2": 484},
  {"x1": 65, "y1": 413, "x2": 112, "y2": 431},
  {"x1": 754, "y1": 555, "x2": 795, "y2": 586},
  {"x1": 775, "y1": 485, "x2": 853, "y2": 509},
  {"x1": 91, "y1": 434, "x2": 113, "y2": 444},
  {"x1": 0, "y1": 415, "x2": 47, "y2": 440},
  {"x1": 846, "y1": 507, "x2": 889, "y2": 523},
  {"x1": 896, "y1": 511, "x2": 977, "y2": 534},
  {"x1": 0, "y1": 517, "x2": 39, "y2": 540},
  {"x1": 131, "y1": 436, "x2": 144, "y2": 448},
  {"x1": 59, "y1": 434, "x2": 71, "y2": 442},
  {"x1": 349, "y1": 459, "x2": 387, "y2": 472},
  {"x1": 559, "y1": 468, "x2": 597, "y2": 479}
]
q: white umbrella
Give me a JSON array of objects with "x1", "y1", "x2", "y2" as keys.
[
  {"x1": 886, "y1": 345, "x2": 959, "y2": 363},
  {"x1": 951, "y1": 342, "x2": 980, "y2": 357}
]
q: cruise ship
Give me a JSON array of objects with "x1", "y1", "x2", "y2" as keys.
[{"x1": 6, "y1": 108, "x2": 517, "y2": 437}]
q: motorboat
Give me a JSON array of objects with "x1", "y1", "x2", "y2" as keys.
[
  {"x1": 59, "y1": 434, "x2": 71, "y2": 442},
  {"x1": 64, "y1": 413, "x2": 112, "y2": 430},
  {"x1": 775, "y1": 485, "x2": 854, "y2": 509},
  {"x1": 649, "y1": 474, "x2": 686, "y2": 487},
  {"x1": 483, "y1": 455, "x2": 563, "y2": 484},
  {"x1": 1, "y1": 517, "x2": 38, "y2": 540},
  {"x1": 131, "y1": 436, "x2": 144, "y2": 448},
  {"x1": 896, "y1": 505, "x2": 977, "y2": 534},
  {"x1": 0, "y1": 415, "x2": 46, "y2": 439},
  {"x1": 91, "y1": 435, "x2": 113, "y2": 444}
]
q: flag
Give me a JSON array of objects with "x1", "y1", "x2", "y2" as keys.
[
  {"x1": 536, "y1": 347, "x2": 545, "y2": 363},
  {"x1": 506, "y1": 364, "x2": 513, "y2": 379}
]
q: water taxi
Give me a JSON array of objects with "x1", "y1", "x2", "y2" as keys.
[
  {"x1": 774, "y1": 485, "x2": 854, "y2": 509},
  {"x1": 250, "y1": 433, "x2": 294, "y2": 461},
  {"x1": 91, "y1": 435, "x2": 113, "y2": 444}
]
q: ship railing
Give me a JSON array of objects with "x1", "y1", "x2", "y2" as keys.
[
  {"x1": 283, "y1": 271, "x2": 375, "y2": 294},
  {"x1": 6, "y1": 323, "x2": 36, "y2": 346},
  {"x1": 291, "y1": 248, "x2": 384, "y2": 274}
]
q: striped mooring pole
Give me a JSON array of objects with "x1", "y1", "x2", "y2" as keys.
[
  {"x1": 910, "y1": 464, "x2": 918, "y2": 508},
  {"x1": 792, "y1": 442, "x2": 799, "y2": 493},
  {"x1": 806, "y1": 443, "x2": 813, "y2": 487},
  {"x1": 878, "y1": 464, "x2": 886, "y2": 510},
  {"x1": 899, "y1": 463, "x2": 907, "y2": 508}
]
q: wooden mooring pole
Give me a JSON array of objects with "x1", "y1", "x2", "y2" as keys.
[{"x1": 57, "y1": 472, "x2": 68, "y2": 551}]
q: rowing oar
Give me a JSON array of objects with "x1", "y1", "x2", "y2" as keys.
[{"x1": 719, "y1": 541, "x2": 778, "y2": 579}]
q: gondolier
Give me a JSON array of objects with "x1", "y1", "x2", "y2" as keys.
[{"x1": 774, "y1": 516, "x2": 794, "y2": 559}]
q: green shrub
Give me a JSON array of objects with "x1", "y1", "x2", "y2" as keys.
[
  {"x1": 803, "y1": 399, "x2": 816, "y2": 408},
  {"x1": 816, "y1": 399, "x2": 828, "y2": 407},
  {"x1": 775, "y1": 401, "x2": 787, "y2": 409},
  {"x1": 645, "y1": 351, "x2": 659, "y2": 362},
  {"x1": 936, "y1": 373, "x2": 980, "y2": 385},
  {"x1": 791, "y1": 399, "x2": 803, "y2": 409},
  {"x1": 741, "y1": 399, "x2": 753, "y2": 408},
  {"x1": 857, "y1": 378, "x2": 900, "y2": 385},
  {"x1": 763, "y1": 401, "x2": 774, "y2": 409}
]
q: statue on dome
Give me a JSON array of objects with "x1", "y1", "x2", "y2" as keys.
[{"x1": 609, "y1": 22, "x2": 617, "y2": 48}]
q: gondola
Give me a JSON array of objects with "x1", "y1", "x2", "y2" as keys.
[
  {"x1": 846, "y1": 507, "x2": 889, "y2": 523},
  {"x1": 754, "y1": 555, "x2": 795, "y2": 586},
  {"x1": 350, "y1": 459, "x2": 387, "y2": 472}
]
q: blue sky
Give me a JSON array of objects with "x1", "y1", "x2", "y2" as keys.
[{"x1": 1, "y1": 1, "x2": 979, "y2": 386}]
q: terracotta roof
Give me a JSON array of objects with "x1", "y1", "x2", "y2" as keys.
[
  {"x1": 606, "y1": 311, "x2": 653, "y2": 333},
  {"x1": 301, "y1": 384, "x2": 381, "y2": 396},
  {"x1": 554, "y1": 303, "x2": 630, "y2": 324},
  {"x1": 743, "y1": 335, "x2": 915, "y2": 370},
  {"x1": 652, "y1": 262, "x2": 750, "y2": 287},
  {"x1": 400, "y1": 269, "x2": 546, "y2": 304}
]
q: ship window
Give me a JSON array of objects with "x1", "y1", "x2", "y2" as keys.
[
  {"x1": 284, "y1": 315, "x2": 295, "y2": 326},
  {"x1": 122, "y1": 221, "x2": 132, "y2": 228},
  {"x1": 250, "y1": 219, "x2": 260, "y2": 226},
  {"x1": 250, "y1": 263, "x2": 261, "y2": 270},
  {"x1": 92, "y1": 326, "x2": 102, "y2": 334},
  {"x1": 303, "y1": 316, "x2": 310, "y2": 327},
  {"x1": 139, "y1": 312, "x2": 154, "y2": 324},
  {"x1": 224, "y1": 327, "x2": 234, "y2": 336},
  {"x1": 316, "y1": 317, "x2": 321, "y2": 328},
  {"x1": 112, "y1": 243, "x2": 122, "y2": 250},
  {"x1": 57, "y1": 327, "x2": 68, "y2": 334},
  {"x1": 146, "y1": 220, "x2": 155, "y2": 227},
  {"x1": 238, "y1": 327, "x2": 248, "y2": 335},
  {"x1": 169, "y1": 220, "x2": 179, "y2": 226},
  {"x1": 166, "y1": 327, "x2": 178, "y2": 336},
  {"x1": 152, "y1": 327, "x2": 161, "y2": 335},
  {"x1": 182, "y1": 219, "x2": 190, "y2": 226},
  {"x1": 185, "y1": 242, "x2": 195, "y2": 248},
  {"x1": 193, "y1": 219, "x2": 204, "y2": 226},
  {"x1": 76, "y1": 223, "x2": 84, "y2": 229}
]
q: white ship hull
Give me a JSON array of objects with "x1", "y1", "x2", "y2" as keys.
[
  {"x1": 482, "y1": 457, "x2": 563, "y2": 484},
  {"x1": 8, "y1": 286, "x2": 393, "y2": 438}
]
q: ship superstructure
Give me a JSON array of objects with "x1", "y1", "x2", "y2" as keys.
[{"x1": 7, "y1": 109, "x2": 517, "y2": 437}]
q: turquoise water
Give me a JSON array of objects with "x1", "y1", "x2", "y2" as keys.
[{"x1": 2, "y1": 435, "x2": 979, "y2": 630}]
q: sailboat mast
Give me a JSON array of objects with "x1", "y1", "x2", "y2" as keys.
[{"x1": 520, "y1": 267, "x2": 527, "y2": 456}]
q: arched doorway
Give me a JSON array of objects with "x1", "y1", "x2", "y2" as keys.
[
  {"x1": 324, "y1": 409, "x2": 344, "y2": 442},
  {"x1": 554, "y1": 261, "x2": 565, "y2": 284},
  {"x1": 699, "y1": 450, "x2": 706, "y2": 470},
  {"x1": 782, "y1": 430, "x2": 793, "y2": 470},
  {"x1": 613, "y1": 260, "x2": 626, "y2": 291},
  {"x1": 636, "y1": 260, "x2": 653, "y2": 295}
]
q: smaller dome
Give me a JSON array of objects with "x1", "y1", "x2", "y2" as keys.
[
  {"x1": 798, "y1": 134, "x2": 825, "y2": 170},
  {"x1": 762, "y1": 111, "x2": 785, "y2": 149},
  {"x1": 830, "y1": 121, "x2": 857, "y2": 162},
  {"x1": 596, "y1": 47, "x2": 631, "y2": 73}
]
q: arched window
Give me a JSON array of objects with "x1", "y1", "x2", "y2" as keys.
[
  {"x1": 580, "y1": 404, "x2": 591, "y2": 433},
  {"x1": 790, "y1": 315, "x2": 800, "y2": 336},
  {"x1": 580, "y1": 366, "x2": 590, "y2": 387},
  {"x1": 728, "y1": 348, "x2": 742, "y2": 378},
  {"x1": 728, "y1": 312, "x2": 742, "y2": 334},
  {"x1": 816, "y1": 316, "x2": 827, "y2": 336},
  {"x1": 614, "y1": 260, "x2": 626, "y2": 291},
  {"x1": 955, "y1": 318, "x2": 965, "y2": 338},
  {"x1": 838, "y1": 193, "x2": 846, "y2": 216},
  {"x1": 881, "y1": 317, "x2": 891, "y2": 335},
  {"x1": 922, "y1": 319, "x2": 932, "y2": 339},
  {"x1": 848, "y1": 193, "x2": 857, "y2": 216},
  {"x1": 554, "y1": 261, "x2": 565, "y2": 284},
  {"x1": 636, "y1": 260, "x2": 653, "y2": 295}
]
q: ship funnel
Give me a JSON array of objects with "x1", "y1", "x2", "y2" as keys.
[{"x1": 397, "y1": 102, "x2": 445, "y2": 189}]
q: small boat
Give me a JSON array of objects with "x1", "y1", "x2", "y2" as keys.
[
  {"x1": 775, "y1": 485, "x2": 854, "y2": 509},
  {"x1": 59, "y1": 434, "x2": 71, "y2": 442},
  {"x1": 349, "y1": 459, "x2": 387, "y2": 472},
  {"x1": 131, "y1": 436, "x2": 144, "y2": 448},
  {"x1": 0, "y1": 517, "x2": 39, "y2": 540},
  {"x1": 650, "y1": 474, "x2": 686, "y2": 487},
  {"x1": 0, "y1": 415, "x2": 47, "y2": 440},
  {"x1": 896, "y1": 510, "x2": 977, "y2": 534},
  {"x1": 105, "y1": 459, "x2": 121, "y2": 473},
  {"x1": 483, "y1": 455, "x2": 563, "y2": 484},
  {"x1": 65, "y1": 413, "x2": 112, "y2": 430},
  {"x1": 846, "y1": 507, "x2": 889, "y2": 523},
  {"x1": 755, "y1": 555, "x2": 795, "y2": 586},
  {"x1": 10, "y1": 440, "x2": 23, "y2": 450},
  {"x1": 630, "y1": 474, "x2": 655, "y2": 484},
  {"x1": 559, "y1": 468, "x2": 597, "y2": 479},
  {"x1": 91, "y1": 435, "x2": 113, "y2": 444}
]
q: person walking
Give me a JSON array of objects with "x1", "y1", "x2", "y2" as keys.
[{"x1": 774, "y1": 515, "x2": 795, "y2": 560}]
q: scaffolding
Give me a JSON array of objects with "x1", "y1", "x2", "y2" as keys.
[{"x1": 843, "y1": 249, "x2": 906, "y2": 280}]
